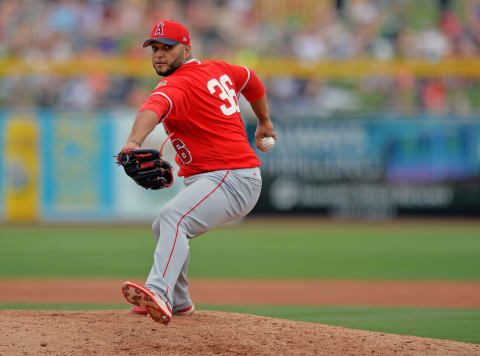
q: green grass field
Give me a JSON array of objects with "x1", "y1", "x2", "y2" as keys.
[
  {"x1": 0, "y1": 221, "x2": 479, "y2": 279},
  {"x1": 0, "y1": 220, "x2": 479, "y2": 344}
]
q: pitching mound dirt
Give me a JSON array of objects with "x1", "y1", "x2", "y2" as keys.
[{"x1": 1, "y1": 310, "x2": 479, "y2": 355}]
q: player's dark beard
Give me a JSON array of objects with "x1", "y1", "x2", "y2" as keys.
[{"x1": 155, "y1": 51, "x2": 185, "y2": 77}]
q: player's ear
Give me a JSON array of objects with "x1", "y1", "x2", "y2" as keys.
[{"x1": 184, "y1": 44, "x2": 192, "y2": 60}]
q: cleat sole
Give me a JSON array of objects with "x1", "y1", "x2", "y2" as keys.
[{"x1": 121, "y1": 282, "x2": 171, "y2": 326}]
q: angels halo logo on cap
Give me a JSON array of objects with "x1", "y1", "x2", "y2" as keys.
[
  {"x1": 143, "y1": 20, "x2": 190, "y2": 48},
  {"x1": 154, "y1": 22, "x2": 165, "y2": 36}
]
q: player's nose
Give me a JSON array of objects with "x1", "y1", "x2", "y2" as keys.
[{"x1": 153, "y1": 50, "x2": 165, "y2": 59}]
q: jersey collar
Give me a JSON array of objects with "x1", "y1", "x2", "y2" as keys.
[{"x1": 184, "y1": 58, "x2": 201, "y2": 65}]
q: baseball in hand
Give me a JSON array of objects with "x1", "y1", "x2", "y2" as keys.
[{"x1": 261, "y1": 137, "x2": 275, "y2": 151}]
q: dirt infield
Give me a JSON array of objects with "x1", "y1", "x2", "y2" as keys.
[
  {"x1": 1, "y1": 279, "x2": 480, "y2": 355},
  {"x1": 1, "y1": 310, "x2": 479, "y2": 356},
  {"x1": 1, "y1": 278, "x2": 479, "y2": 307}
]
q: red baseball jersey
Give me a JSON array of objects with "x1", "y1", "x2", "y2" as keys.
[{"x1": 139, "y1": 59, "x2": 265, "y2": 177}]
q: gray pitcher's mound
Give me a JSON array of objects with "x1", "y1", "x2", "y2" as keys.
[{"x1": 0, "y1": 310, "x2": 478, "y2": 355}]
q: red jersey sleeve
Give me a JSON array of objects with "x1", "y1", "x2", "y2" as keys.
[
  {"x1": 228, "y1": 64, "x2": 266, "y2": 103},
  {"x1": 139, "y1": 80, "x2": 188, "y2": 123}
]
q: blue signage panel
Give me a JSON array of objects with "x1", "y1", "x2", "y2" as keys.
[
  {"x1": 40, "y1": 110, "x2": 114, "y2": 220},
  {"x1": 250, "y1": 118, "x2": 480, "y2": 217}
]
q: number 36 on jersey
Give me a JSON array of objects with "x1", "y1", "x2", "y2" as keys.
[{"x1": 207, "y1": 74, "x2": 240, "y2": 116}]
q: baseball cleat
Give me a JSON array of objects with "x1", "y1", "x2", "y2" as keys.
[
  {"x1": 131, "y1": 303, "x2": 194, "y2": 316},
  {"x1": 173, "y1": 304, "x2": 195, "y2": 316},
  {"x1": 129, "y1": 305, "x2": 148, "y2": 316},
  {"x1": 122, "y1": 281, "x2": 172, "y2": 325}
]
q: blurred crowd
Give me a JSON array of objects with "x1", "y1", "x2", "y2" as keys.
[{"x1": 1, "y1": 0, "x2": 480, "y2": 118}]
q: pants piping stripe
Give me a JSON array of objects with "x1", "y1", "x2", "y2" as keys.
[{"x1": 162, "y1": 170, "x2": 230, "y2": 279}]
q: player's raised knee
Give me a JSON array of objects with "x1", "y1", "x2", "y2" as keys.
[{"x1": 157, "y1": 207, "x2": 183, "y2": 228}]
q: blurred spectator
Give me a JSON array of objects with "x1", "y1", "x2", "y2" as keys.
[
  {"x1": 0, "y1": 0, "x2": 479, "y2": 118},
  {"x1": 421, "y1": 79, "x2": 449, "y2": 115}
]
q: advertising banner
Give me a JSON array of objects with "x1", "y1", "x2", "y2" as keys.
[
  {"x1": 0, "y1": 111, "x2": 4, "y2": 220},
  {"x1": 1, "y1": 111, "x2": 478, "y2": 222},
  {"x1": 4, "y1": 116, "x2": 39, "y2": 222},
  {"x1": 249, "y1": 119, "x2": 480, "y2": 218},
  {"x1": 40, "y1": 111, "x2": 114, "y2": 220},
  {"x1": 0, "y1": 110, "x2": 186, "y2": 223}
]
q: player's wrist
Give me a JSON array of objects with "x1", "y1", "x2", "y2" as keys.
[
  {"x1": 257, "y1": 116, "x2": 271, "y2": 123},
  {"x1": 127, "y1": 139, "x2": 142, "y2": 147}
]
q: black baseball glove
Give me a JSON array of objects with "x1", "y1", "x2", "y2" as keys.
[{"x1": 116, "y1": 149, "x2": 173, "y2": 190}]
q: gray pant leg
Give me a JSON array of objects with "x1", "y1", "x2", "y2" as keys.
[
  {"x1": 146, "y1": 168, "x2": 261, "y2": 308},
  {"x1": 146, "y1": 198, "x2": 190, "y2": 309},
  {"x1": 172, "y1": 250, "x2": 191, "y2": 310},
  {"x1": 150, "y1": 217, "x2": 192, "y2": 310}
]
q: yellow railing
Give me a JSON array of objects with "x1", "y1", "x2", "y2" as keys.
[{"x1": 2, "y1": 57, "x2": 480, "y2": 78}]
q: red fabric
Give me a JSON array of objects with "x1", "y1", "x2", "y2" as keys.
[
  {"x1": 139, "y1": 91, "x2": 172, "y2": 122},
  {"x1": 139, "y1": 60, "x2": 263, "y2": 177},
  {"x1": 148, "y1": 20, "x2": 190, "y2": 45}
]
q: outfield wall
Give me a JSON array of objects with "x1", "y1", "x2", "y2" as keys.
[
  {"x1": 0, "y1": 111, "x2": 479, "y2": 222},
  {"x1": 251, "y1": 118, "x2": 480, "y2": 218},
  {"x1": 0, "y1": 110, "x2": 184, "y2": 223}
]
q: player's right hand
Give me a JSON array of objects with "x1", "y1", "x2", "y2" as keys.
[{"x1": 255, "y1": 119, "x2": 277, "y2": 152}]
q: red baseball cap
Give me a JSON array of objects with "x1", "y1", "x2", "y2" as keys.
[{"x1": 143, "y1": 20, "x2": 190, "y2": 47}]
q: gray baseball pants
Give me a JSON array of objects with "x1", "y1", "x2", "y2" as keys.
[{"x1": 145, "y1": 167, "x2": 262, "y2": 311}]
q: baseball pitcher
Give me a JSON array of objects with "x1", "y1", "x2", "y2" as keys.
[{"x1": 118, "y1": 20, "x2": 276, "y2": 325}]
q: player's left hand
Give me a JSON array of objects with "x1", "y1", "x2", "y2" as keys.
[
  {"x1": 255, "y1": 119, "x2": 277, "y2": 152},
  {"x1": 121, "y1": 141, "x2": 141, "y2": 153},
  {"x1": 116, "y1": 149, "x2": 174, "y2": 190}
]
